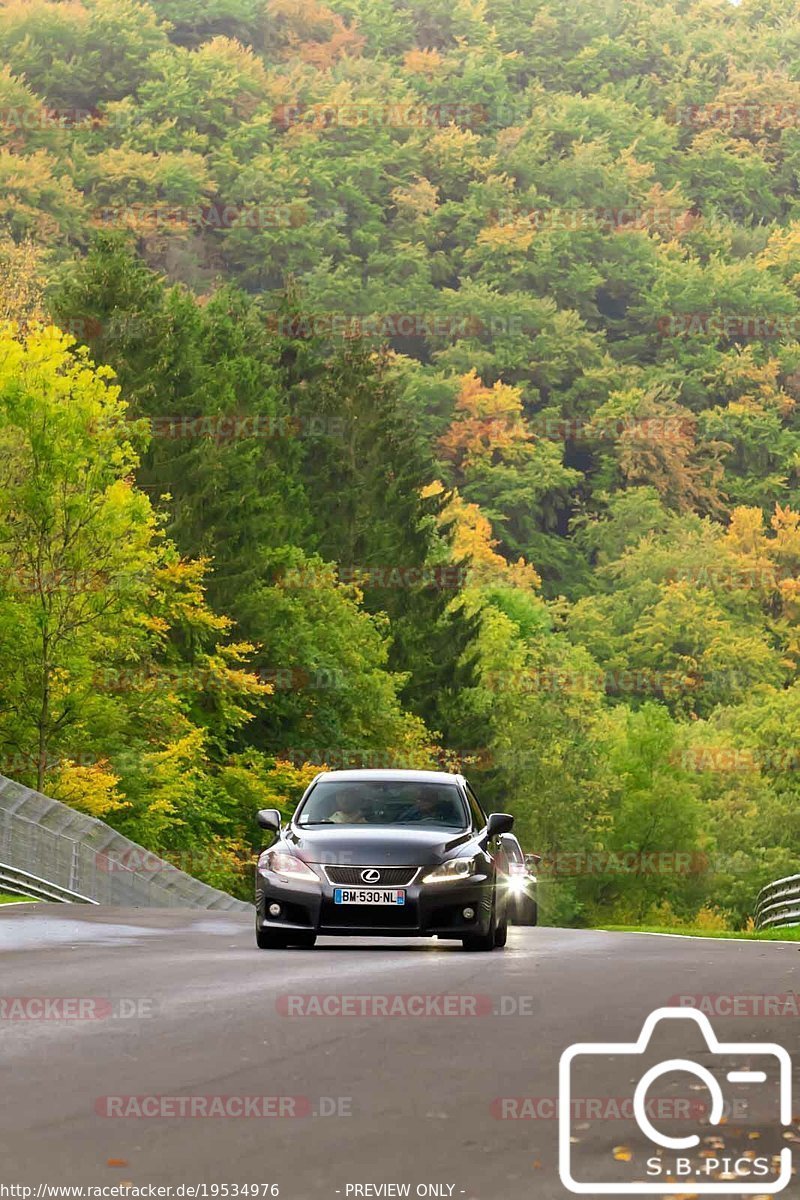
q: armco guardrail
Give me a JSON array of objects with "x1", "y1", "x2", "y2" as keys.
[
  {"x1": 0, "y1": 773, "x2": 251, "y2": 910},
  {"x1": 754, "y1": 874, "x2": 800, "y2": 931}
]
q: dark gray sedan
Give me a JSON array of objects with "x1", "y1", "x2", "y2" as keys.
[{"x1": 254, "y1": 768, "x2": 514, "y2": 951}]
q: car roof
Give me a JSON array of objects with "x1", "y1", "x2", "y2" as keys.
[{"x1": 312, "y1": 769, "x2": 465, "y2": 785}]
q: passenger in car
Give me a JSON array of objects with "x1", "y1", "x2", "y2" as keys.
[{"x1": 327, "y1": 789, "x2": 369, "y2": 824}]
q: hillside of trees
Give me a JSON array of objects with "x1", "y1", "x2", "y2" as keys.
[{"x1": 1, "y1": 0, "x2": 800, "y2": 925}]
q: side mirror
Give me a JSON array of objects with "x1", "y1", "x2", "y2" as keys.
[
  {"x1": 486, "y1": 812, "x2": 514, "y2": 838},
  {"x1": 526, "y1": 852, "x2": 542, "y2": 868},
  {"x1": 256, "y1": 808, "x2": 282, "y2": 833}
]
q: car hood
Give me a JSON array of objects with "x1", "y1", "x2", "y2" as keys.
[{"x1": 283, "y1": 825, "x2": 473, "y2": 867}]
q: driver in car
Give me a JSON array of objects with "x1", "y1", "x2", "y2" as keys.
[{"x1": 399, "y1": 788, "x2": 456, "y2": 824}]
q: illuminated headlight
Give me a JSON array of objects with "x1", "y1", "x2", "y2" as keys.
[
  {"x1": 258, "y1": 850, "x2": 318, "y2": 882},
  {"x1": 507, "y1": 863, "x2": 533, "y2": 892},
  {"x1": 421, "y1": 857, "x2": 478, "y2": 884}
]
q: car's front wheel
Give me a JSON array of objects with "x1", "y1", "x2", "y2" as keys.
[
  {"x1": 462, "y1": 894, "x2": 500, "y2": 952},
  {"x1": 514, "y1": 895, "x2": 538, "y2": 926},
  {"x1": 256, "y1": 928, "x2": 289, "y2": 950},
  {"x1": 256, "y1": 928, "x2": 317, "y2": 950}
]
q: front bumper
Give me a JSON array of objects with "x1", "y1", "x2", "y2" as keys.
[{"x1": 255, "y1": 867, "x2": 495, "y2": 938}]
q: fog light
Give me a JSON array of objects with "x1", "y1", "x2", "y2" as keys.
[
  {"x1": 462, "y1": 906, "x2": 475, "y2": 920},
  {"x1": 268, "y1": 902, "x2": 282, "y2": 917}
]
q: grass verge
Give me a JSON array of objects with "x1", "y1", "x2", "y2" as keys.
[{"x1": 601, "y1": 924, "x2": 800, "y2": 941}]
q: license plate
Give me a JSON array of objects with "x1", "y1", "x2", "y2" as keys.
[{"x1": 334, "y1": 888, "x2": 406, "y2": 905}]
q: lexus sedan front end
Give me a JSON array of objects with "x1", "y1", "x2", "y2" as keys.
[{"x1": 254, "y1": 769, "x2": 514, "y2": 952}]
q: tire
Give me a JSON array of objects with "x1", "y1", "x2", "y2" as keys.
[
  {"x1": 462, "y1": 893, "x2": 497, "y2": 952},
  {"x1": 512, "y1": 894, "x2": 538, "y2": 926},
  {"x1": 256, "y1": 927, "x2": 289, "y2": 950},
  {"x1": 494, "y1": 904, "x2": 508, "y2": 948}
]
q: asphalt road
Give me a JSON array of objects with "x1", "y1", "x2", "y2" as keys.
[{"x1": 1, "y1": 907, "x2": 798, "y2": 1198}]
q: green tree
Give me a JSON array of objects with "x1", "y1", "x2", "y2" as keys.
[{"x1": 0, "y1": 324, "x2": 269, "y2": 887}]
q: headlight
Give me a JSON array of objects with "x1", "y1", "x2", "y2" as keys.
[
  {"x1": 507, "y1": 863, "x2": 532, "y2": 892},
  {"x1": 258, "y1": 850, "x2": 318, "y2": 882},
  {"x1": 421, "y1": 856, "x2": 478, "y2": 884}
]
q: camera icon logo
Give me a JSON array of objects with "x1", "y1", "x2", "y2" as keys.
[{"x1": 559, "y1": 1006, "x2": 793, "y2": 1194}]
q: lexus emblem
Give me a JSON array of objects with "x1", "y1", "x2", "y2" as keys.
[{"x1": 361, "y1": 868, "x2": 381, "y2": 884}]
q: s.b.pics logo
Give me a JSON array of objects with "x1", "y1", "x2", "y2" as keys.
[{"x1": 559, "y1": 1007, "x2": 793, "y2": 1194}]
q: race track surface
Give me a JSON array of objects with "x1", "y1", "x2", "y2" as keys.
[{"x1": 2, "y1": 907, "x2": 798, "y2": 1198}]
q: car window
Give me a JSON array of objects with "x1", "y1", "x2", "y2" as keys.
[
  {"x1": 296, "y1": 780, "x2": 468, "y2": 829},
  {"x1": 464, "y1": 782, "x2": 487, "y2": 831}
]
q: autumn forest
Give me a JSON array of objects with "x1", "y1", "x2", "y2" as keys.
[{"x1": 1, "y1": 0, "x2": 800, "y2": 925}]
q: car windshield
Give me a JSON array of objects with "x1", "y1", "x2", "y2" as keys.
[{"x1": 296, "y1": 780, "x2": 467, "y2": 829}]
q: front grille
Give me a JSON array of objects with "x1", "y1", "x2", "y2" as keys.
[
  {"x1": 324, "y1": 865, "x2": 418, "y2": 886},
  {"x1": 320, "y1": 901, "x2": 418, "y2": 929}
]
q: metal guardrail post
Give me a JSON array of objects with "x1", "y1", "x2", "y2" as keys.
[{"x1": 0, "y1": 807, "x2": 10, "y2": 859}]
